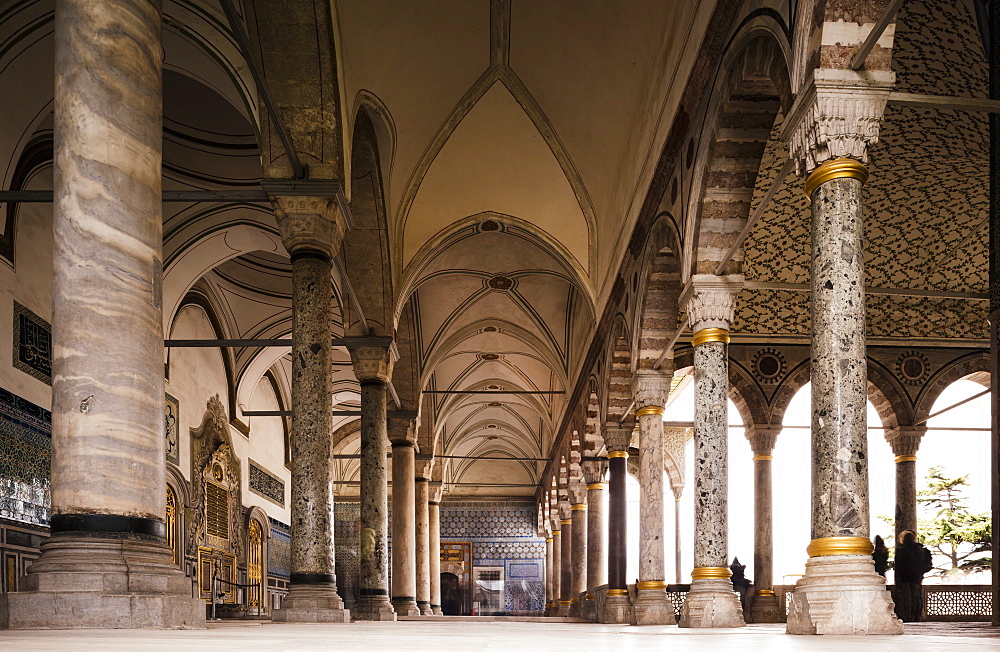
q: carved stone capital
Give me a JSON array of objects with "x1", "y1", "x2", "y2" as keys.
[
  {"x1": 568, "y1": 481, "x2": 587, "y2": 506},
  {"x1": 558, "y1": 501, "x2": 572, "y2": 521},
  {"x1": 415, "y1": 453, "x2": 435, "y2": 479},
  {"x1": 631, "y1": 371, "x2": 672, "y2": 411},
  {"x1": 782, "y1": 69, "x2": 895, "y2": 174},
  {"x1": 581, "y1": 459, "x2": 608, "y2": 485},
  {"x1": 388, "y1": 417, "x2": 418, "y2": 446},
  {"x1": 681, "y1": 274, "x2": 744, "y2": 332},
  {"x1": 885, "y1": 425, "x2": 926, "y2": 457},
  {"x1": 345, "y1": 336, "x2": 397, "y2": 383},
  {"x1": 602, "y1": 425, "x2": 633, "y2": 453},
  {"x1": 263, "y1": 181, "x2": 352, "y2": 257},
  {"x1": 747, "y1": 425, "x2": 781, "y2": 456},
  {"x1": 429, "y1": 481, "x2": 443, "y2": 503}
]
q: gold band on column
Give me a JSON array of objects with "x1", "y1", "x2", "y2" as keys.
[
  {"x1": 806, "y1": 536, "x2": 874, "y2": 557},
  {"x1": 755, "y1": 589, "x2": 775, "y2": 597},
  {"x1": 560, "y1": 518, "x2": 572, "y2": 525},
  {"x1": 584, "y1": 593, "x2": 594, "y2": 600},
  {"x1": 752, "y1": 454, "x2": 773, "y2": 461},
  {"x1": 692, "y1": 327, "x2": 730, "y2": 347},
  {"x1": 569, "y1": 598, "x2": 579, "y2": 604},
  {"x1": 586, "y1": 482, "x2": 606, "y2": 491},
  {"x1": 545, "y1": 538, "x2": 552, "y2": 543},
  {"x1": 895, "y1": 455, "x2": 917, "y2": 463},
  {"x1": 690, "y1": 566, "x2": 732, "y2": 580},
  {"x1": 559, "y1": 600, "x2": 572, "y2": 605},
  {"x1": 636, "y1": 405, "x2": 664, "y2": 417},
  {"x1": 608, "y1": 451, "x2": 628, "y2": 459},
  {"x1": 635, "y1": 580, "x2": 667, "y2": 591},
  {"x1": 571, "y1": 503, "x2": 587, "y2": 511},
  {"x1": 552, "y1": 530, "x2": 561, "y2": 536},
  {"x1": 803, "y1": 157, "x2": 870, "y2": 197},
  {"x1": 606, "y1": 589, "x2": 629, "y2": 596}
]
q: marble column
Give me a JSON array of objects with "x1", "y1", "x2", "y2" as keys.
[
  {"x1": 270, "y1": 191, "x2": 352, "y2": 624},
  {"x1": 582, "y1": 461, "x2": 607, "y2": 621},
  {"x1": 415, "y1": 456, "x2": 433, "y2": 615},
  {"x1": 673, "y1": 491, "x2": 683, "y2": 585},
  {"x1": 631, "y1": 373, "x2": 674, "y2": 625},
  {"x1": 550, "y1": 522, "x2": 562, "y2": 616},
  {"x1": 664, "y1": 423, "x2": 687, "y2": 587},
  {"x1": 601, "y1": 426, "x2": 633, "y2": 624},
  {"x1": 543, "y1": 532, "x2": 554, "y2": 616},
  {"x1": 785, "y1": 158, "x2": 901, "y2": 635},
  {"x1": 569, "y1": 496, "x2": 587, "y2": 617},
  {"x1": 0, "y1": 0, "x2": 204, "y2": 629},
  {"x1": 389, "y1": 418, "x2": 420, "y2": 616},
  {"x1": 557, "y1": 511, "x2": 573, "y2": 617},
  {"x1": 679, "y1": 275, "x2": 745, "y2": 628},
  {"x1": 888, "y1": 427, "x2": 925, "y2": 546},
  {"x1": 747, "y1": 426, "x2": 782, "y2": 623},
  {"x1": 429, "y1": 482, "x2": 444, "y2": 615},
  {"x1": 347, "y1": 340, "x2": 397, "y2": 621}
]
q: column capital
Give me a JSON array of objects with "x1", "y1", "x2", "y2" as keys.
[
  {"x1": 631, "y1": 371, "x2": 672, "y2": 411},
  {"x1": 602, "y1": 424, "x2": 633, "y2": 453},
  {"x1": 415, "y1": 453, "x2": 435, "y2": 479},
  {"x1": 581, "y1": 459, "x2": 608, "y2": 485},
  {"x1": 885, "y1": 425, "x2": 927, "y2": 457},
  {"x1": 345, "y1": 336, "x2": 398, "y2": 383},
  {"x1": 429, "y1": 481, "x2": 443, "y2": 503},
  {"x1": 681, "y1": 274, "x2": 744, "y2": 332},
  {"x1": 747, "y1": 425, "x2": 782, "y2": 456},
  {"x1": 388, "y1": 415, "x2": 418, "y2": 446},
  {"x1": 781, "y1": 68, "x2": 895, "y2": 175},
  {"x1": 263, "y1": 180, "x2": 352, "y2": 257}
]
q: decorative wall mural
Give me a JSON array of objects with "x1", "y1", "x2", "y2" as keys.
[
  {"x1": 165, "y1": 393, "x2": 179, "y2": 466},
  {"x1": 268, "y1": 517, "x2": 291, "y2": 581},
  {"x1": 13, "y1": 302, "x2": 51, "y2": 385},
  {"x1": 0, "y1": 387, "x2": 50, "y2": 526},
  {"x1": 249, "y1": 459, "x2": 284, "y2": 506}
]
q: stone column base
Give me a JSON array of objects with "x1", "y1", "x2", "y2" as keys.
[
  {"x1": 580, "y1": 594, "x2": 597, "y2": 621},
  {"x1": 391, "y1": 597, "x2": 421, "y2": 616},
  {"x1": 786, "y1": 555, "x2": 902, "y2": 635},
  {"x1": 431, "y1": 605, "x2": 443, "y2": 616},
  {"x1": 417, "y1": 601, "x2": 433, "y2": 615},
  {"x1": 352, "y1": 595, "x2": 396, "y2": 621},
  {"x1": 556, "y1": 600, "x2": 572, "y2": 617},
  {"x1": 0, "y1": 535, "x2": 204, "y2": 630},
  {"x1": 679, "y1": 578, "x2": 745, "y2": 628},
  {"x1": 600, "y1": 592, "x2": 632, "y2": 623},
  {"x1": 568, "y1": 597, "x2": 581, "y2": 617},
  {"x1": 748, "y1": 591, "x2": 784, "y2": 623},
  {"x1": 632, "y1": 587, "x2": 675, "y2": 625},
  {"x1": 272, "y1": 583, "x2": 350, "y2": 623}
]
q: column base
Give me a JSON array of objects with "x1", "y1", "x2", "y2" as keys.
[
  {"x1": 748, "y1": 590, "x2": 784, "y2": 623},
  {"x1": 417, "y1": 600, "x2": 433, "y2": 616},
  {"x1": 431, "y1": 604, "x2": 443, "y2": 616},
  {"x1": 568, "y1": 597, "x2": 581, "y2": 618},
  {"x1": 0, "y1": 535, "x2": 204, "y2": 630},
  {"x1": 556, "y1": 600, "x2": 572, "y2": 617},
  {"x1": 580, "y1": 594, "x2": 596, "y2": 621},
  {"x1": 272, "y1": 583, "x2": 350, "y2": 623},
  {"x1": 391, "y1": 597, "x2": 421, "y2": 617},
  {"x1": 352, "y1": 595, "x2": 397, "y2": 621},
  {"x1": 600, "y1": 591, "x2": 632, "y2": 624},
  {"x1": 679, "y1": 578, "x2": 745, "y2": 628},
  {"x1": 632, "y1": 587, "x2": 675, "y2": 626},
  {"x1": 786, "y1": 555, "x2": 902, "y2": 635}
]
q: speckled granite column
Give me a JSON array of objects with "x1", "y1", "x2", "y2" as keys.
[
  {"x1": 582, "y1": 461, "x2": 607, "y2": 621},
  {"x1": 0, "y1": 0, "x2": 204, "y2": 630},
  {"x1": 679, "y1": 275, "x2": 745, "y2": 628},
  {"x1": 601, "y1": 426, "x2": 632, "y2": 623},
  {"x1": 550, "y1": 526, "x2": 562, "y2": 616},
  {"x1": 543, "y1": 533, "x2": 554, "y2": 616},
  {"x1": 347, "y1": 341, "x2": 397, "y2": 621},
  {"x1": 786, "y1": 159, "x2": 901, "y2": 636},
  {"x1": 415, "y1": 456, "x2": 433, "y2": 615},
  {"x1": 747, "y1": 427, "x2": 782, "y2": 623},
  {"x1": 632, "y1": 373, "x2": 673, "y2": 625},
  {"x1": 270, "y1": 192, "x2": 352, "y2": 623},
  {"x1": 390, "y1": 418, "x2": 419, "y2": 616},
  {"x1": 569, "y1": 502, "x2": 587, "y2": 617},
  {"x1": 557, "y1": 512, "x2": 573, "y2": 617},
  {"x1": 888, "y1": 427, "x2": 924, "y2": 547},
  {"x1": 429, "y1": 482, "x2": 443, "y2": 615}
]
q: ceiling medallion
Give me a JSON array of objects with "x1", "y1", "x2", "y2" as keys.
[
  {"x1": 751, "y1": 348, "x2": 786, "y2": 384},
  {"x1": 485, "y1": 424, "x2": 499, "y2": 429},
  {"x1": 486, "y1": 384, "x2": 501, "y2": 390},
  {"x1": 480, "y1": 220, "x2": 500, "y2": 232},
  {"x1": 486, "y1": 402, "x2": 503, "y2": 407},
  {"x1": 896, "y1": 351, "x2": 930, "y2": 386},
  {"x1": 487, "y1": 275, "x2": 513, "y2": 290},
  {"x1": 482, "y1": 326, "x2": 498, "y2": 333},
  {"x1": 479, "y1": 353, "x2": 500, "y2": 361}
]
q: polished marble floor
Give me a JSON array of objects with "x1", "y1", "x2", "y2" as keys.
[{"x1": 1, "y1": 620, "x2": 998, "y2": 650}]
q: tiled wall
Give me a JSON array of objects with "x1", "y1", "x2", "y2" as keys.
[{"x1": 0, "y1": 386, "x2": 50, "y2": 527}]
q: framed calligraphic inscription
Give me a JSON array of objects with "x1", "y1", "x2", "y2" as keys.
[
  {"x1": 165, "y1": 392, "x2": 180, "y2": 466},
  {"x1": 12, "y1": 302, "x2": 51, "y2": 385}
]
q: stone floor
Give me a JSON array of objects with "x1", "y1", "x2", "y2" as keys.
[{"x1": 1, "y1": 620, "x2": 998, "y2": 650}]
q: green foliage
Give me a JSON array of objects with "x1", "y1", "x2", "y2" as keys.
[{"x1": 916, "y1": 466, "x2": 991, "y2": 576}]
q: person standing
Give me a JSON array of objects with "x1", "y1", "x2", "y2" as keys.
[
  {"x1": 893, "y1": 530, "x2": 933, "y2": 622},
  {"x1": 872, "y1": 535, "x2": 889, "y2": 578}
]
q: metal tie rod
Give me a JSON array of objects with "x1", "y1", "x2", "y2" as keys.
[
  {"x1": 331, "y1": 454, "x2": 549, "y2": 461},
  {"x1": 243, "y1": 410, "x2": 358, "y2": 417},
  {"x1": 424, "y1": 390, "x2": 565, "y2": 395},
  {"x1": 0, "y1": 189, "x2": 269, "y2": 203},
  {"x1": 165, "y1": 338, "x2": 347, "y2": 347}
]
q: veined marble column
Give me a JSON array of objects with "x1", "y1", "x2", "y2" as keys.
[
  {"x1": 582, "y1": 461, "x2": 607, "y2": 621},
  {"x1": 601, "y1": 426, "x2": 632, "y2": 623},
  {"x1": 679, "y1": 275, "x2": 745, "y2": 628},
  {"x1": 270, "y1": 190, "x2": 352, "y2": 624},
  {"x1": 389, "y1": 418, "x2": 420, "y2": 616},
  {"x1": 415, "y1": 456, "x2": 433, "y2": 615},
  {"x1": 747, "y1": 426, "x2": 782, "y2": 623},
  {"x1": 663, "y1": 424, "x2": 688, "y2": 586},
  {"x1": 1, "y1": 0, "x2": 203, "y2": 629},
  {"x1": 557, "y1": 511, "x2": 573, "y2": 617},
  {"x1": 632, "y1": 373, "x2": 674, "y2": 625},
  {"x1": 347, "y1": 341, "x2": 397, "y2": 621},
  {"x1": 569, "y1": 497, "x2": 587, "y2": 617},
  {"x1": 785, "y1": 158, "x2": 901, "y2": 635},
  {"x1": 429, "y1": 482, "x2": 443, "y2": 615}
]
